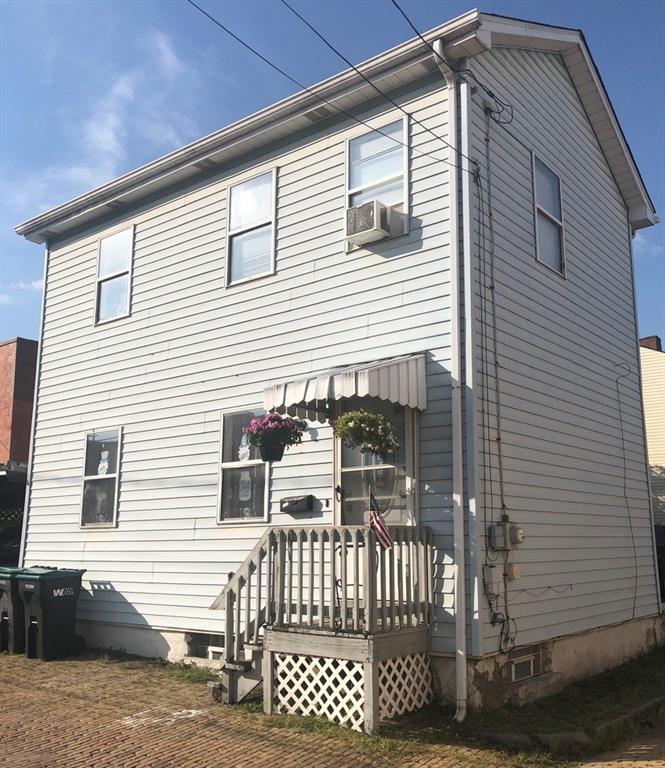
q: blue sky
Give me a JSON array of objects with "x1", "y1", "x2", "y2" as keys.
[{"x1": 1, "y1": 0, "x2": 663, "y2": 341}]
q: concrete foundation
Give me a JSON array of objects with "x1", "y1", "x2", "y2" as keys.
[
  {"x1": 431, "y1": 612, "x2": 665, "y2": 709},
  {"x1": 76, "y1": 620, "x2": 190, "y2": 662}
]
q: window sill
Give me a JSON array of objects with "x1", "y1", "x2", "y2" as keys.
[
  {"x1": 226, "y1": 269, "x2": 275, "y2": 288},
  {"x1": 95, "y1": 311, "x2": 131, "y2": 327},
  {"x1": 80, "y1": 522, "x2": 117, "y2": 529},
  {"x1": 217, "y1": 518, "x2": 268, "y2": 526},
  {"x1": 535, "y1": 256, "x2": 566, "y2": 279}
]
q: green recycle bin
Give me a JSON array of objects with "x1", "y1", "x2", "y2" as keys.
[
  {"x1": 16, "y1": 567, "x2": 86, "y2": 660},
  {"x1": 0, "y1": 566, "x2": 26, "y2": 653}
]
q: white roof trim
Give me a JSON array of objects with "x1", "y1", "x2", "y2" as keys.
[
  {"x1": 263, "y1": 353, "x2": 427, "y2": 417},
  {"x1": 15, "y1": 10, "x2": 656, "y2": 242}
]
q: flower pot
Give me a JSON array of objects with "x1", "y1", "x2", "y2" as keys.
[{"x1": 259, "y1": 442, "x2": 285, "y2": 462}]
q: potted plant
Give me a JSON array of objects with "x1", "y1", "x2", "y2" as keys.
[
  {"x1": 332, "y1": 409, "x2": 399, "y2": 458},
  {"x1": 244, "y1": 410, "x2": 307, "y2": 462}
]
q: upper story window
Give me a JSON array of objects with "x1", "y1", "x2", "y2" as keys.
[
  {"x1": 81, "y1": 428, "x2": 121, "y2": 527},
  {"x1": 227, "y1": 171, "x2": 276, "y2": 285},
  {"x1": 533, "y1": 156, "x2": 564, "y2": 275},
  {"x1": 96, "y1": 227, "x2": 133, "y2": 323},
  {"x1": 347, "y1": 120, "x2": 406, "y2": 210},
  {"x1": 219, "y1": 410, "x2": 268, "y2": 523}
]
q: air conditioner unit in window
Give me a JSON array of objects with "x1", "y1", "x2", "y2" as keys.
[{"x1": 345, "y1": 200, "x2": 391, "y2": 245}]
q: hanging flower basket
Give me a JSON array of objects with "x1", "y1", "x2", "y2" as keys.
[
  {"x1": 244, "y1": 410, "x2": 307, "y2": 462},
  {"x1": 332, "y1": 410, "x2": 399, "y2": 458}
]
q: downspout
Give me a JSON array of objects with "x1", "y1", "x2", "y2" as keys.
[
  {"x1": 433, "y1": 39, "x2": 467, "y2": 723},
  {"x1": 19, "y1": 242, "x2": 49, "y2": 567}
]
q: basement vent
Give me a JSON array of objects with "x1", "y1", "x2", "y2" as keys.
[
  {"x1": 188, "y1": 632, "x2": 224, "y2": 659},
  {"x1": 508, "y1": 644, "x2": 543, "y2": 683},
  {"x1": 303, "y1": 105, "x2": 334, "y2": 123}
]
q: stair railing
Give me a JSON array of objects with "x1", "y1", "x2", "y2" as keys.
[{"x1": 212, "y1": 525, "x2": 433, "y2": 664}]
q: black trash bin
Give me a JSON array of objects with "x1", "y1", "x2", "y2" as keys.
[
  {"x1": 16, "y1": 567, "x2": 86, "y2": 660},
  {"x1": 0, "y1": 566, "x2": 25, "y2": 653}
]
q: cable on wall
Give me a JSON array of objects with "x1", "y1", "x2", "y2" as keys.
[
  {"x1": 388, "y1": 0, "x2": 514, "y2": 125},
  {"x1": 615, "y1": 362, "x2": 639, "y2": 620}
]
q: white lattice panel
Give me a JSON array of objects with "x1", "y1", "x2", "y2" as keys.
[
  {"x1": 274, "y1": 653, "x2": 365, "y2": 731},
  {"x1": 378, "y1": 652, "x2": 432, "y2": 721}
]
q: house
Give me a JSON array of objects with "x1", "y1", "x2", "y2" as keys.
[
  {"x1": 1, "y1": 337, "x2": 38, "y2": 565},
  {"x1": 15, "y1": 10, "x2": 663, "y2": 731},
  {"x1": 640, "y1": 336, "x2": 665, "y2": 593}
]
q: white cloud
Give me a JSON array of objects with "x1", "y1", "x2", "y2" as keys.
[
  {"x1": 9, "y1": 31, "x2": 199, "y2": 220},
  {"x1": 14, "y1": 279, "x2": 44, "y2": 291},
  {"x1": 0, "y1": 294, "x2": 12, "y2": 305},
  {"x1": 634, "y1": 230, "x2": 665, "y2": 259},
  {"x1": 150, "y1": 30, "x2": 185, "y2": 80}
]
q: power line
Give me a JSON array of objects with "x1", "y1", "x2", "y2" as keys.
[
  {"x1": 388, "y1": 0, "x2": 514, "y2": 124},
  {"x1": 279, "y1": 0, "x2": 476, "y2": 166},
  {"x1": 183, "y1": 0, "x2": 472, "y2": 175}
]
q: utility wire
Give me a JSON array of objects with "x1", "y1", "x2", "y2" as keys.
[
  {"x1": 184, "y1": 0, "x2": 473, "y2": 175},
  {"x1": 279, "y1": 0, "x2": 476, "y2": 167},
  {"x1": 388, "y1": 0, "x2": 514, "y2": 124}
]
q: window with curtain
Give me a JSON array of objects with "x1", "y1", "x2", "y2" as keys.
[
  {"x1": 219, "y1": 410, "x2": 267, "y2": 522},
  {"x1": 81, "y1": 428, "x2": 121, "y2": 526},
  {"x1": 533, "y1": 156, "x2": 564, "y2": 274},
  {"x1": 227, "y1": 171, "x2": 275, "y2": 284},
  {"x1": 96, "y1": 228, "x2": 133, "y2": 323},
  {"x1": 347, "y1": 120, "x2": 406, "y2": 212}
]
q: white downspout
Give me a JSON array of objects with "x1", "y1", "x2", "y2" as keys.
[{"x1": 434, "y1": 40, "x2": 467, "y2": 723}]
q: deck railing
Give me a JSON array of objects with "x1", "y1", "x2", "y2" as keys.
[{"x1": 216, "y1": 525, "x2": 433, "y2": 664}]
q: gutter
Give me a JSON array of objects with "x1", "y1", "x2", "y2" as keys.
[
  {"x1": 433, "y1": 39, "x2": 467, "y2": 723},
  {"x1": 19, "y1": 243, "x2": 49, "y2": 567}
]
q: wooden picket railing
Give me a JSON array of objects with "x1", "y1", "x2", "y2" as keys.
[{"x1": 215, "y1": 525, "x2": 433, "y2": 664}]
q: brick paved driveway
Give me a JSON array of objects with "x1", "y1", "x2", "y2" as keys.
[{"x1": 1, "y1": 653, "x2": 661, "y2": 768}]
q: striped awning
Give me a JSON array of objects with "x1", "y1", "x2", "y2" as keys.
[{"x1": 262, "y1": 353, "x2": 427, "y2": 419}]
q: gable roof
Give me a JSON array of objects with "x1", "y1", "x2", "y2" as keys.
[{"x1": 15, "y1": 9, "x2": 657, "y2": 244}]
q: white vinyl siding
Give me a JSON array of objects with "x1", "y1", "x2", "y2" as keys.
[
  {"x1": 640, "y1": 346, "x2": 665, "y2": 525},
  {"x1": 96, "y1": 227, "x2": 133, "y2": 323},
  {"x1": 23, "y1": 80, "x2": 456, "y2": 646},
  {"x1": 468, "y1": 47, "x2": 659, "y2": 652}
]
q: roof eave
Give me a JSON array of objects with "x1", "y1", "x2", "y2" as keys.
[{"x1": 15, "y1": 9, "x2": 657, "y2": 242}]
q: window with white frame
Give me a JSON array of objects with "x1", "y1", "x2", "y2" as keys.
[
  {"x1": 347, "y1": 119, "x2": 407, "y2": 219},
  {"x1": 336, "y1": 399, "x2": 415, "y2": 526},
  {"x1": 81, "y1": 428, "x2": 121, "y2": 526},
  {"x1": 533, "y1": 156, "x2": 564, "y2": 274},
  {"x1": 227, "y1": 171, "x2": 275, "y2": 284},
  {"x1": 96, "y1": 227, "x2": 133, "y2": 323},
  {"x1": 219, "y1": 411, "x2": 268, "y2": 522}
]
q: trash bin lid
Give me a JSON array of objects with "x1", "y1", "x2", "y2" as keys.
[
  {"x1": 16, "y1": 566, "x2": 86, "y2": 581},
  {"x1": 0, "y1": 566, "x2": 24, "y2": 578}
]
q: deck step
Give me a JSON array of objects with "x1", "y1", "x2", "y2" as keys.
[{"x1": 223, "y1": 660, "x2": 253, "y2": 672}]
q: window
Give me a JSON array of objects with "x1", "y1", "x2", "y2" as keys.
[
  {"x1": 227, "y1": 171, "x2": 275, "y2": 285},
  {"x1": 96, "y1": 227, "x2": 133, "y2": 323},
  {"x1": 219, "y1": 410, "x2": 268, "y2": 522},
  {"x1": 347, "y1": 120, "x2": 406, "y2": 209},
  {"x1": 336, "y1": 399, "x2": 416, "y2": 526},
  {"x1": 81, "y1": 428, "x2": 121, "y2": 527},
  {"x1": 533, "y1": 156, "x2": 564, "y2": 274}
]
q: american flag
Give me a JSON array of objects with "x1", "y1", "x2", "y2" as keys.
[{"x1": 370, "y1": 493, "x2": 393, "y2": 550}]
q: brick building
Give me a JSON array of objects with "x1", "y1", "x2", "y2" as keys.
[{"x1": 1, "y1": 337, "x2": 38, "y2": 565}]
